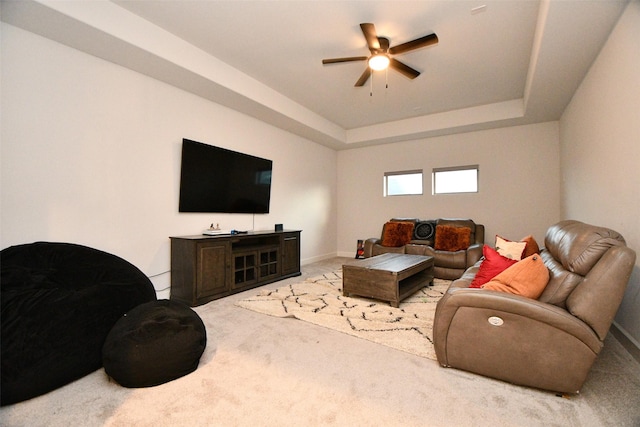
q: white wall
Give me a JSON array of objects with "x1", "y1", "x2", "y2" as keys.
[
  {"x1": 0, "y1": 24, "x2": 338, "y2": 297},
  {"x1": 337, "y1": 122, "x2": 561, "y2": 256},
  {"x1": 559, "y1": 1, "x2": 640, "y2": 346}
]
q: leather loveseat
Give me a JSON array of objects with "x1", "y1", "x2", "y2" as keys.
[
  {"x1": 433, "y1": 220, "x2": 636, "y2": 394},
  {"x1": 364, "y1": 218, "x2": 485, "y2": 280}
]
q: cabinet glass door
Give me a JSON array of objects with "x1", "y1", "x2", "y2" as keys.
[{"x1": 233, "y1": 252, "x2": 257, "y2": 287}]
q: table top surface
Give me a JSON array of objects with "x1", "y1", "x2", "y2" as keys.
[
  {"x1": 343, "y1": 253, "x2": 433, "y2": 274},
  {"x1": 170, "y1": 229, "x2": 301, "y2": 240}
]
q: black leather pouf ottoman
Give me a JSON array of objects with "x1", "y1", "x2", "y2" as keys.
[{"x1": 102, "y1": 299, "x2": 207, "y2": 388}]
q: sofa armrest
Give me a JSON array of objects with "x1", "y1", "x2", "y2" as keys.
[
  {"x1": 435, "y1": 288, "x2": 601, "y2": 351},
  {"x1": 465, "y1": 243, "x2": 483, "y2": 267},
  {"x1": 449, "y1": 261, "x2": 482, "y2": 289},
  {"x1": 363, "y1": 238, "x2": 380, "y2": 258},
  {"x1": 433, "y1": 288, "x2": 602, "y2": 393},
  {"x1": 474, "y1": 224, "x2": 485, "y2": 245}
]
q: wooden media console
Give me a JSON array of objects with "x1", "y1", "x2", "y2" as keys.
[{"x1": 170, "y1": 230, "x2": 301, "y2": 306}]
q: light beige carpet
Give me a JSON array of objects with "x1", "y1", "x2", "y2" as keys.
[
  {"x1": 2, "y1": 258, "x2": 639, "y2": 426},
  {"x1": 236, "y1": 270, "x2": 450, "y2": 360}
]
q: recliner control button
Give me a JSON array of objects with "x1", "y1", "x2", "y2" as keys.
[{"x1": 488, "y1": 316, "x2": 504, "y2": 326}]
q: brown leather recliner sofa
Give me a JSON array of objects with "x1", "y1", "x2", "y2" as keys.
[
  {"x1": 433, "y1": 220, "x2": 636, "y2": 394},
  {"x1": 364, "y1": 218, "x2": 485, "y2": 280}
]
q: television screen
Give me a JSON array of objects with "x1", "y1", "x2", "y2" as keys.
[{"x1": 179, "y1": 139, "x2": 272, "y2": 213}]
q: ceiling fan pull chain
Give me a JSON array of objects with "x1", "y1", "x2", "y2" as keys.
[{"x1": 370, "y1": 70, "x2": 373, "y2": 97}]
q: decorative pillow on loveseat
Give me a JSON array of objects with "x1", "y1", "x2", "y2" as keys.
[
  {"x1": 519, "y1": 235, "x2": 541, "y2": 258},
  {"x1": 381, "y1": 221, "x2": 415, "y2": 247},
  {"x1": 481, "y1": 254, "x2": 550, "y2": 299},
  {"x1": 434, "y1": 225, "x2": 471, "y2": 252},
  {"x1": 495, "y1": 235, "x2": 541, "y2": 260},
  {"x1": 469, "y1": 245, "x2": 518, "y2": 288},
  {"x1": 495, "y1": 235, "x2": 527, "y2": 260}
]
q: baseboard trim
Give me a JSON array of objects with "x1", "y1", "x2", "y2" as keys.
[
  {"x1": 337, "y1": 251, "x2": 358, "y2": 258},
  {"x1": 610, "y1": 322, "x2": 640, "y2": 364},
  {"x1": 301, "y1": 252, "x2": 341, "y2": 265}
]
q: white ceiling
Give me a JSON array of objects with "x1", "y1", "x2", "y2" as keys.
[{"x1": 1, "y1": 0, "x2": 629, "y2": 149}]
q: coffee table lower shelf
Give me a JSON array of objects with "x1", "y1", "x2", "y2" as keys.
[{"x1": 342, "y1": 253, "x2": 434, "y2": 307}]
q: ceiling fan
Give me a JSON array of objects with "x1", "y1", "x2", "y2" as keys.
[{"x1": 322, "y1": 23, "x2": 438, "y2": 87}]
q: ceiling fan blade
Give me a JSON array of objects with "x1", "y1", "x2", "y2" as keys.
[
  {"x1": 389, "y1": 33, "x2": 438, "y2": 55},
  {"x1": 354, "y1": 67, "x2": 371, "y2": 87},
  {"x1": 360, "y1": 23, "x2": 380, "y2": 52},
  {"x1": 389, "y1": 58, "x2": 420, "y2": 79},
  {"x1": 322, "y1": 56, "x2": 368, "y2": 64}
]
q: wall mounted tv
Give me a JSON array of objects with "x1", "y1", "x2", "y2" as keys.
[{"x1": 179, "y1": 139, "x2": 272, "y2": 214}]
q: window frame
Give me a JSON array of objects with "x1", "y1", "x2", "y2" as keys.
[
  {"x1": 432, "y1": 165, "x2": 479, "y2": 195},
  {"x1": 383, "y1": 169, "x2": 424, "y2": 197}
]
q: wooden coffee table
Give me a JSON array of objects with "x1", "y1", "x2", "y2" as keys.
[{"x1": 342, "y1": 253, "x2": 434, "y2": 307}]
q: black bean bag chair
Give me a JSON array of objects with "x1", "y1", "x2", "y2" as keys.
[
  {"x1": 1, "y1": 242, "x2": 157, "y2": 406},
  {"x1": 102, "y1": 300, "x2": 207, "y2": 388}
]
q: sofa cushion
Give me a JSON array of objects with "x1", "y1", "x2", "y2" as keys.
[
  {"x1": 372, "y1": 244, "x2": 405, "y2": 256},
  {"x1": 405, "y1": 244, "x2": 429, "y2": 256},
  {"x1": 495, "y1": 235, "x2": 527, "y2": 260},
  {"x1": 434, "y1": 225, "x2": 471, "y2": 252},
  {"x1": 381, "y1": 221, "x2": 415, "y2": 247},
  {"x1": 469, "y1": 245, "x2": 518, "y2": 288},
  {"x1": 482, "y1": 254, "x2": 550, "y2": 299}
]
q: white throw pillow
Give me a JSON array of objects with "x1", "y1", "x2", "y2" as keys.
[{"x1": 495, "y1": 235, "x2": 526, "y2": 260}]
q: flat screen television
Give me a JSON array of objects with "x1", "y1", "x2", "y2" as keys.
[{"x1": 179, "y1": 139, "x2": 272, "y2": 213}]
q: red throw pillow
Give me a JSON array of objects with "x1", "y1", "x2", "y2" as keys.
[
  {"x1": 469, "y1": 245, "x2": 518, "y2": 288},
  {"x1": 434, "y1": 225, "x2": 471, "y2": 252},
  {"x1": 380, "y1": 221, "x2": 415, "y2": 247}
]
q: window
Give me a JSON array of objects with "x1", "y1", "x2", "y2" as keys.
[
  {"x1": 432, "y1": 165, "x2": 478, "y2": 194},
  {"x1": 384, "y1": 170, "x2": 423, "y2": 196}
]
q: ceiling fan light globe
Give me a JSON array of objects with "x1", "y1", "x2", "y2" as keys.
[{"x1": 368, "y1": 54, "x2": 390, "y2": 71}]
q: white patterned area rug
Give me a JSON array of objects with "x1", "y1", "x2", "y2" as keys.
[{"x1": 236, "y1": 271, "x2": 451, "y2": 360}]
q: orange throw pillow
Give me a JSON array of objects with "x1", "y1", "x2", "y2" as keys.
[
  {"x1": 520, "y1": 235, "x2": 541, "y2": 258},
  {"x1": 381, "y1": 221, "x2": 415, "y2": 247},
  {"x1": 482, "y1": 254, "x2": 550, "y2": 299},
  {"x1": 434, "y1": 225, "x2": 471, "y2": 252}
]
